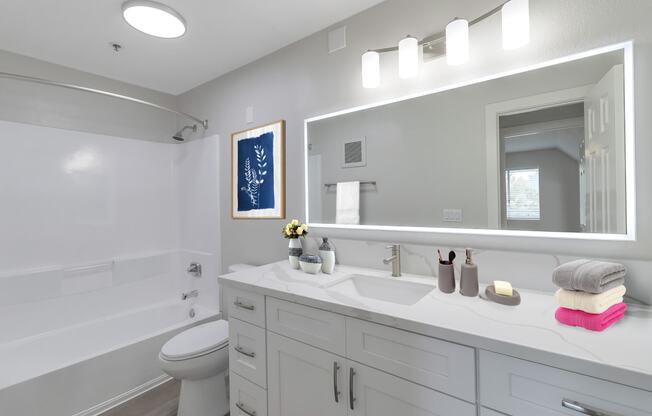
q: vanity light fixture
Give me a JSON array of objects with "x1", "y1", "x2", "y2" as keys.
[
  {"x1": 122, "y1": 0, "x2": 186, "y2": 39},
  {"x1": 360, "y1": 0, "x2": 530, "y2": 88},
  {"x1": 446, "y1": 18, "x2": 469, "y2": 66},
  {"x1": 361, "y1": 50, "x2": 381, "y2": 89},
  {"x1": 398, "y1": 36, "x2": 419, "y2": 79},
  {"x1": 502, "y1": 0, "x2": 530, "y2": 50}
]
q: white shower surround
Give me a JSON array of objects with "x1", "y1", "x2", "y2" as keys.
[{"x1": 0, "y1": 121, "x2": 222, "y2": 414}]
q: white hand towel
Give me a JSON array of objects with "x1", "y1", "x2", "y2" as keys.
[
  {"x1": 555, "y1": 285, "x2": 626, "y2": 314},
  {"x1": 336, "y1": 181, "x2": 360, "y2": 224}
]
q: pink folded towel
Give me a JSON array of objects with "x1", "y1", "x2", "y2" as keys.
[{"x1": 555, "y1": 302, "x2": 628, "y2": 332}]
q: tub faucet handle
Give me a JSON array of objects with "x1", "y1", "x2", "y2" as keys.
[{"x1": 187, "y1": 263, "x2": 202, "y2": 277}]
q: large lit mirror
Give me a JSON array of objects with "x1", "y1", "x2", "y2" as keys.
[{"x1": 305, "y1": 44, "x2": 633, "y2": 237}]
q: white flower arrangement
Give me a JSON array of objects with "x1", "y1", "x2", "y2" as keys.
[{"x1": 282, "y1": 219, "x2": 308, "y2": 239}]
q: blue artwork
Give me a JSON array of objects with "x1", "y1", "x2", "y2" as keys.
[{"x1": 237, "y1": 132, "x2": 275, "y2": 211}]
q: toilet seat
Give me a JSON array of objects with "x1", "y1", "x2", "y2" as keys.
[{"x1": 160, "y1": 320, "x2": 229, "y2": 361}]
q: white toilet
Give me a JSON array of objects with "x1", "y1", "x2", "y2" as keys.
[{"x1": 159, "y1": 320, "x2": 230, "y2": 416}]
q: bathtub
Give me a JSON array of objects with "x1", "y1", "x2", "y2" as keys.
[
  {"x1": 0, "y1": 249, "x2": 221, "y2": 416},
  {"x1": 0, "y1": 300, "x2": 219, "y2": 416}
]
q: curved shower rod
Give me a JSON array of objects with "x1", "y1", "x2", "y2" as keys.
[{"x1": 0, "y1": 71, "x2": 208, "y2": 129}]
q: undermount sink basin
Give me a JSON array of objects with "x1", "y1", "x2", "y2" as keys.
[{"x1": 326, "y1": 274, "x2": 435, "y2": 306}]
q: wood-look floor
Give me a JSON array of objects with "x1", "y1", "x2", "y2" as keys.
[{"x1": 99, "y1": 379, "x2": 181, "y2": 416}]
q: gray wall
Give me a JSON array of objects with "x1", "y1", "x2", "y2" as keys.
[
  {"x1": 503, "y1": 149, "x2": 581, "y2": 232},
  {"x1": 0, "y1": 49, "x2": 179, "y2": 142},
  {"x1": 307, "y1": 53, "x2": 615, "y2": 228},
  {"x1": 177, "y1": 0, "x2": 652, "y2": 269}
]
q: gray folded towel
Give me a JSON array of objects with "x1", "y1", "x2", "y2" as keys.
[{"x1": 552, "y1": 259, "x2": 626, "y2": 294}]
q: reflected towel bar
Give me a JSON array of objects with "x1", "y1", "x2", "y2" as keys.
[{"x1": 324, "y1": 181, "x2": 377, "y2": 188}]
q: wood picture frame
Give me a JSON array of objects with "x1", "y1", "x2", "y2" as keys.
[{"x1": 231, "y1": 120, "x2": 285, "y2": 219}]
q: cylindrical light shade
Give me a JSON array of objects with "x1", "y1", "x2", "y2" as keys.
[
  {"x1": 398, "y1": 36, "x2": 419, "y2": 79},
  {"x1": 502, "y1": 0, "x2": 530, "y2": 50},
  {"x1": 361, "y1": 51, "x2": 380, "y2": 89},
  {"x1": 446, "y1": 19, "x2": 469, "y2": 65}
]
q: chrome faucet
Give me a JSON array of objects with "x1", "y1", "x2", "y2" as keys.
[
  {"x1": 187, "y1": 262, "x2": 202, "y2": 277},
  {"x1": 383, "y1": 244, "x2": 402, "y2": 277},
  {"x1": 182, "y1": 290, "x2": 198, "y2": 300}
]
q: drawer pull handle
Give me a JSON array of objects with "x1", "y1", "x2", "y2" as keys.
[
  {"x1": 562, "y1": 399, "x2": 618, "y2": 416},
  {"x1": 333, "y1": 362, "x2": 341, "y2": 403},
  {"x1": 234, "y1": 346, "x2": 256, "y2": 358},
  {"x1": 234, "y1": 300, "x2": 255, "y2": 311},
  {"x1": 349, "y1": 367, "x2": 356, "y2": 410},
  {"x1": 236, "y1": 401, "x2": 257, "y2": 416}
]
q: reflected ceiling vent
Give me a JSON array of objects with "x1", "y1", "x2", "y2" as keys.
[{"x1": 342, "y1": 137, "x2": 366, "y2": 168}]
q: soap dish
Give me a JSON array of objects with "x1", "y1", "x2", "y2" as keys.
[{"x1": 485, "y1": 285, "x2": 521, "y2": 306}]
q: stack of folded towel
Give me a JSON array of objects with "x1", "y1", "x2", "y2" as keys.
[{"x1": 552, "y1": 259, "x2": 628, "y2": 332}]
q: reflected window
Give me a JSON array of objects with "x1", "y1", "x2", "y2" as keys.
[{"x1": 505, "y1": 168, "x2": 540, "y2": 220}]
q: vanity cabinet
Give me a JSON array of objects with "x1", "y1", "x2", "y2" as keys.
[
  {"x1": 225, "y1": 286, "x2": 652, "y2": 416},
  {"x1": 267, "y1": 330, "x2": 475, "y2": 416}
]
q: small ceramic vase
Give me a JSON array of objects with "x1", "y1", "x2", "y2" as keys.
[{"x1": 288, "y1": 238, "x2": 303, "y2": 269}]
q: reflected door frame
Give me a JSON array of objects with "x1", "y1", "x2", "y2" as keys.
[{"x1": 485, "y1": 86, "x2": 591, "y2": 229}]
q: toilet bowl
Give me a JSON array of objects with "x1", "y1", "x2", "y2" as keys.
[{"x1": 159, "y1": 320, "x2": 230, "y2": 416}]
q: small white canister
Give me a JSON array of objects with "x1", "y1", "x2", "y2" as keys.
[{"x1": 319, "y1": 237, "x2": 336, "y2": 274}]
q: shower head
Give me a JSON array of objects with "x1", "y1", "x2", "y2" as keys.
[{"x1": 172, "y1": 124, "x2": 197, "y2": 142}]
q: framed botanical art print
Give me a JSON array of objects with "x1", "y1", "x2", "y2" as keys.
[{"x1": 231, "y1": 120, "x2": 285, "y2": 219}]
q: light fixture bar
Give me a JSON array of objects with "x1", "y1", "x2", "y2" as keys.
[{"x1": 369, "y1": 1, "x2": 508, "y2": 54}]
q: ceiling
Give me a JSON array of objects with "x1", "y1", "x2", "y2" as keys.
[{"x1": 0, "y1": 0, "x2": 385, "y2": 95}]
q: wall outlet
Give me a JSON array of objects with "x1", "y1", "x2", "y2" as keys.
[
  {"x1": 443, "y1": 209, "x2": 463, "y2": 223},
  {"x1": 246, "y1": 106, "x2": 254, "y2": 124}
]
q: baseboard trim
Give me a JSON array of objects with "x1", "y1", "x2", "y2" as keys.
[{"x1": 72, "y1": 375, "x2": 173, "y2": 416}]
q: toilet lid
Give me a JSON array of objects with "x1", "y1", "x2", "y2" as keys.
[{"x1": 161, "y1": 320, "x2": 229, "y2": 361}]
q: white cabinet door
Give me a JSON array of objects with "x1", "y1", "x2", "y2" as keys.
[
  {"x1": 267, "y1": 332, "x2": 347, "y2": 416},
  {"x1": 347, "y1": 361, "x2": 476, "y2": 416}
]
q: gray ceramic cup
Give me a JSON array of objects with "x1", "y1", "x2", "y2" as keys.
[{"x1": 438, "y1": 263, "x2": 456, "y2": 293}]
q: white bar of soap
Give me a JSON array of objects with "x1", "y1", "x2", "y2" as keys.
[{"x1": 494, "y1": 280, "x2": 513, "y2": 297}]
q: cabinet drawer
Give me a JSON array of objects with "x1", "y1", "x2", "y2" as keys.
[
  {"x1": 229, "y1": 318, "x2": 267, "y2": 388},
  {"x1": 266, "y1": 297, "x2": 346, "y2": 355},
  {"x1": 230, "y1": 372, "x2": 268, "y2": 416},
  {"x1": 226, "y1": 287, "x2": 265, "y2": 327},
  {"x1": 346, "y1": 317, "x2": 476, "y2": 402},
  {"x1": 480, "y1": 350, "x2": 652, "y2": 416}
]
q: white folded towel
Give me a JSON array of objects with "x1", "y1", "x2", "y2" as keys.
[
  {"x1": 336, "y1": 181, "x2": 360, "y2": 225},
  {"x1": 555, "y1": 285, "x2": 626, "y2": 314}
]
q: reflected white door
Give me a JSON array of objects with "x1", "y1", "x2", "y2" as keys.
[{"x1": 584, "y1": 64, "x2": 625, "y2": 233}]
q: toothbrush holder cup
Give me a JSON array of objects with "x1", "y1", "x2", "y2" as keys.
[{"x1": 438, "y1": 263, "x2": 456, "y2": 294}]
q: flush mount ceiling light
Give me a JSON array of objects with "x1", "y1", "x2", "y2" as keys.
[
  {"x1": 360, "y1": 0, "x2": 530, "y2": 88},
  {"x1": 122, "y1": 1, "x2": 186, "y2": 39}
]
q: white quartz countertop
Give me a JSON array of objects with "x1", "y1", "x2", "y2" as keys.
[{"x1": 219, "y1": 261, "x2": 652, "y2": 392}]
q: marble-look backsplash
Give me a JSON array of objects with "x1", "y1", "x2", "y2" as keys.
[{"x1": 301, "y1": 237, "x2": 652, "y2": 305}]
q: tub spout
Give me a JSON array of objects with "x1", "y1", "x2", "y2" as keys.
[{"x1": 181, "y1": 290, "x2": 198, "y2": 300}]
